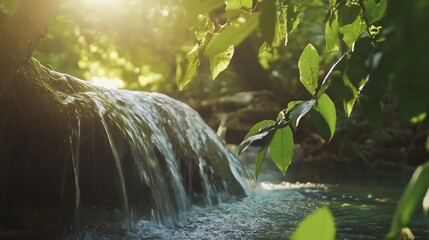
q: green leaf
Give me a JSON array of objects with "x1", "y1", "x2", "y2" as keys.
[
  {"x1": 176, "y1": 44, "x2": 200, "y2": 90},
  {"x1": 285, "y1": 100, "x2": 305, "y2": 114},
  {"x1": 292, "y1": 206, "x2": 336, "y2": 240},
  {"x1": 255, "y1": 145, "x2": 268, "y2": 179},
  {"x1": 209, "y1": 45, "x2": 234, "y2": 80},
  {"x1": 286, "y1": 4, "x2": 299, "y2": 34},
  {"x1": 255, "y1": 136, "x2": 271, "y2": 179},
  {"x1": 341, "y1": 74, "x2": 360, "y2": 117},
  {"x1": 205, "y1": 13, "x2": 260, "y2": 57},
  {"x1": 338, "y1": 4, "x2": 361, "y2": 26},
  {"x1": 194, "y1": 15, "x2": 215, "y2": 41},
  {"x1": 338, "y1": 5, "x2": 365, "y2": 49},
  {"x1": 282, "y1": 5, "x2": 300, "y2": 47},
  {"x1": 312, "y1": 94, "x2": 336, "y2": 141},
  {"x1": 271, "y1": 5, "x2": 287, "y2": 47},
  {"x1": 260, "y1": 0, "x2": 277, "y2": 45},
  {"x1": 329, "y1": 71, "x2": 358, "y2": 117},
  {"x1": 298, "y1": 44, "x2": 320, "y2": 95},
  {"x1": 183, "y1": 0, "x2": 225, "y2": 28},
  {"x1": 325, "y1": 14, "x2": 339, "y2": 53},
  {"x1": 363, "y1": 0, "x2": 387, "y2": 24},
  {"x1": 243, "y1": 120, "x2": 275, "y2": 142},
  {"x1": 289, "y1": 99, "x2": 316, "y2": 128},
  {"x1": 388, "y1": 162, "x2": 429, "y2": 239},
  {"x1": 225, "y1": 0, "x2": 252, "y2": 10},
  {"x1": 238, "y1": 120, "x2": 275, "y2": 155},
  {"x1": 269, "y1": 126, "x2": 294, "y2": 175}
]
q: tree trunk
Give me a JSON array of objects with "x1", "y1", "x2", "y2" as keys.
[{"x1": 0, "y1": 0, "x2": 60, "y2": 69}]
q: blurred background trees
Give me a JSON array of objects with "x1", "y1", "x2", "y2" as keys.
[{"x1": 1, "y1": 0, "x2": 330, "y2": 103}]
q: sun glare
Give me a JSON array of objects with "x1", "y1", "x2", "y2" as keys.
[
  {"x1": 90, "y1": 77, "x2": 124, "y2": 89},
  {"x1": 79, "y1": 0, "x2": 122, "y2": 9}
]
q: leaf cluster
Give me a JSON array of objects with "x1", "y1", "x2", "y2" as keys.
[
  {"x1": 179, "y1": 1, "x2": 429, "y2": 238},
  {"x1": 238, "y1": 43, "x2": 336, "y2": 177}
]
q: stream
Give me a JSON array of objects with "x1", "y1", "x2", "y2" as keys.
[{"x1": 75, "y1": 180, "x2": 429, "y2": 239}]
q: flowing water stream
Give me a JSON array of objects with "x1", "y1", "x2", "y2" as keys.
[
  {"x1": 69, "y1": 181, "x2": 429, "y2": 239},
  {"x1": 62, "y1": 88, "x2": 252, "y2": 227}
]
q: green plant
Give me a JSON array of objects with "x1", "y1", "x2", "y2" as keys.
[
  {"x1": 387, "y1": 162, "x2": 429, "y2": 239},
  {"x1": 178, "y1": 0, "x2": 429, "y2": 239},
  {"x1": 292, "y1": 206, "x2": 336, "y2": 240},
  {"x1": 178, "y1": 0, "x2": 387, "y2": 175}
]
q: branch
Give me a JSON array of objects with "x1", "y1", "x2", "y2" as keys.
[{"x1": 0, "y1": 0, "x2": 61, "y2": 70}]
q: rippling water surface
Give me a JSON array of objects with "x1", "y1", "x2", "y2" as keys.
[{"x1": 79, "y1": 181, "x2": 428, "y2": 239}]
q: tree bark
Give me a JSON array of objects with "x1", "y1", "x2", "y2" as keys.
[{"x1": 0, "y1": 0, "x2": 60, "y2": 70}]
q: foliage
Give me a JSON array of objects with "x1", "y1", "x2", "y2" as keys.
[
  {"x1": 179, "y1": 0, "x2": 381, "y2": 177},
  {"x1": 298, "y1": 44, "x2": 319, "y2": 96},
  {"x1": 179, "y1": 0, "x2": 429, "y2": 238},
  {"x1": 387, "y1": 162, "x2": 429, "y2": 239},
  {"x1": 237, "y1": 42, "x2": 337, "y2": 175},
  {"x1": 291, "y1": 206, "x2": 336, "y2": 240}
]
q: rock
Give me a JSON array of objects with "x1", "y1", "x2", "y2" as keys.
[{"x1": 196, "y1": 91, "x2": 281, "y2": 144}]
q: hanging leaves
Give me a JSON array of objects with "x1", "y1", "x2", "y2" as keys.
[
  {"x1": 285, "y1": 100, "x2": 305, "y2": 114},
  {"x1": 363, "y1": 0, "x2": 387, "y2": 24},
  {"x1": 312, "y1": 94, "x2": 337, "y2": 142},
  {"x1": 205, "y1": 13, "x2": 260, "y2": 57},
  {"x1": 325, "y1": 14, "x2": 340, "y2": 53},
  {"x1": 176, "y1": 44, "x2": 200, "y2": 90},
  {"x1": 341, "y1": 74, "x2": 360, "y2": 117},
  {"x1": 298, "y1": 44, "x2": 320, "y2": 95},
  {"x1": 209, "y1": 45, "x2": 235, "y2": 80},
  {"x1": 237, "y1": 120, "x2": 275, "y2": 155},
  {"x1": 269, "y1": 126, "x2": 294, "y2": 175},
  {"x1": 388, "y1": 162, "x2": 429, "y2": 239},
  {"x1": 338, "y1": 4, "x2": 365, "y2": 49},
  {"x1": 255, "y1": 137, "x2": 271, "y2": 179},
  {"x1": 289, "y1": 99, "x2": 316, "y2": 128}
]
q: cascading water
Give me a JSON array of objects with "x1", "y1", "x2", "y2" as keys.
[
  {"x1": 67, "y1": 88, "x2": 252, "y2": 227},
  {"x1": 0, "y1": 70, "x2": 252, "y2": 238}
]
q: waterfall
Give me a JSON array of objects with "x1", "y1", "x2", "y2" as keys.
[
  {"x1": 0, "y1": 60, "x2": 254, "y2": 238},
  {"x1": 56, "y1": 85, "x2": 251, "y2": 228},
  {"x1": 0, "y1": 60, "x2": 254, "y2": 239}
]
